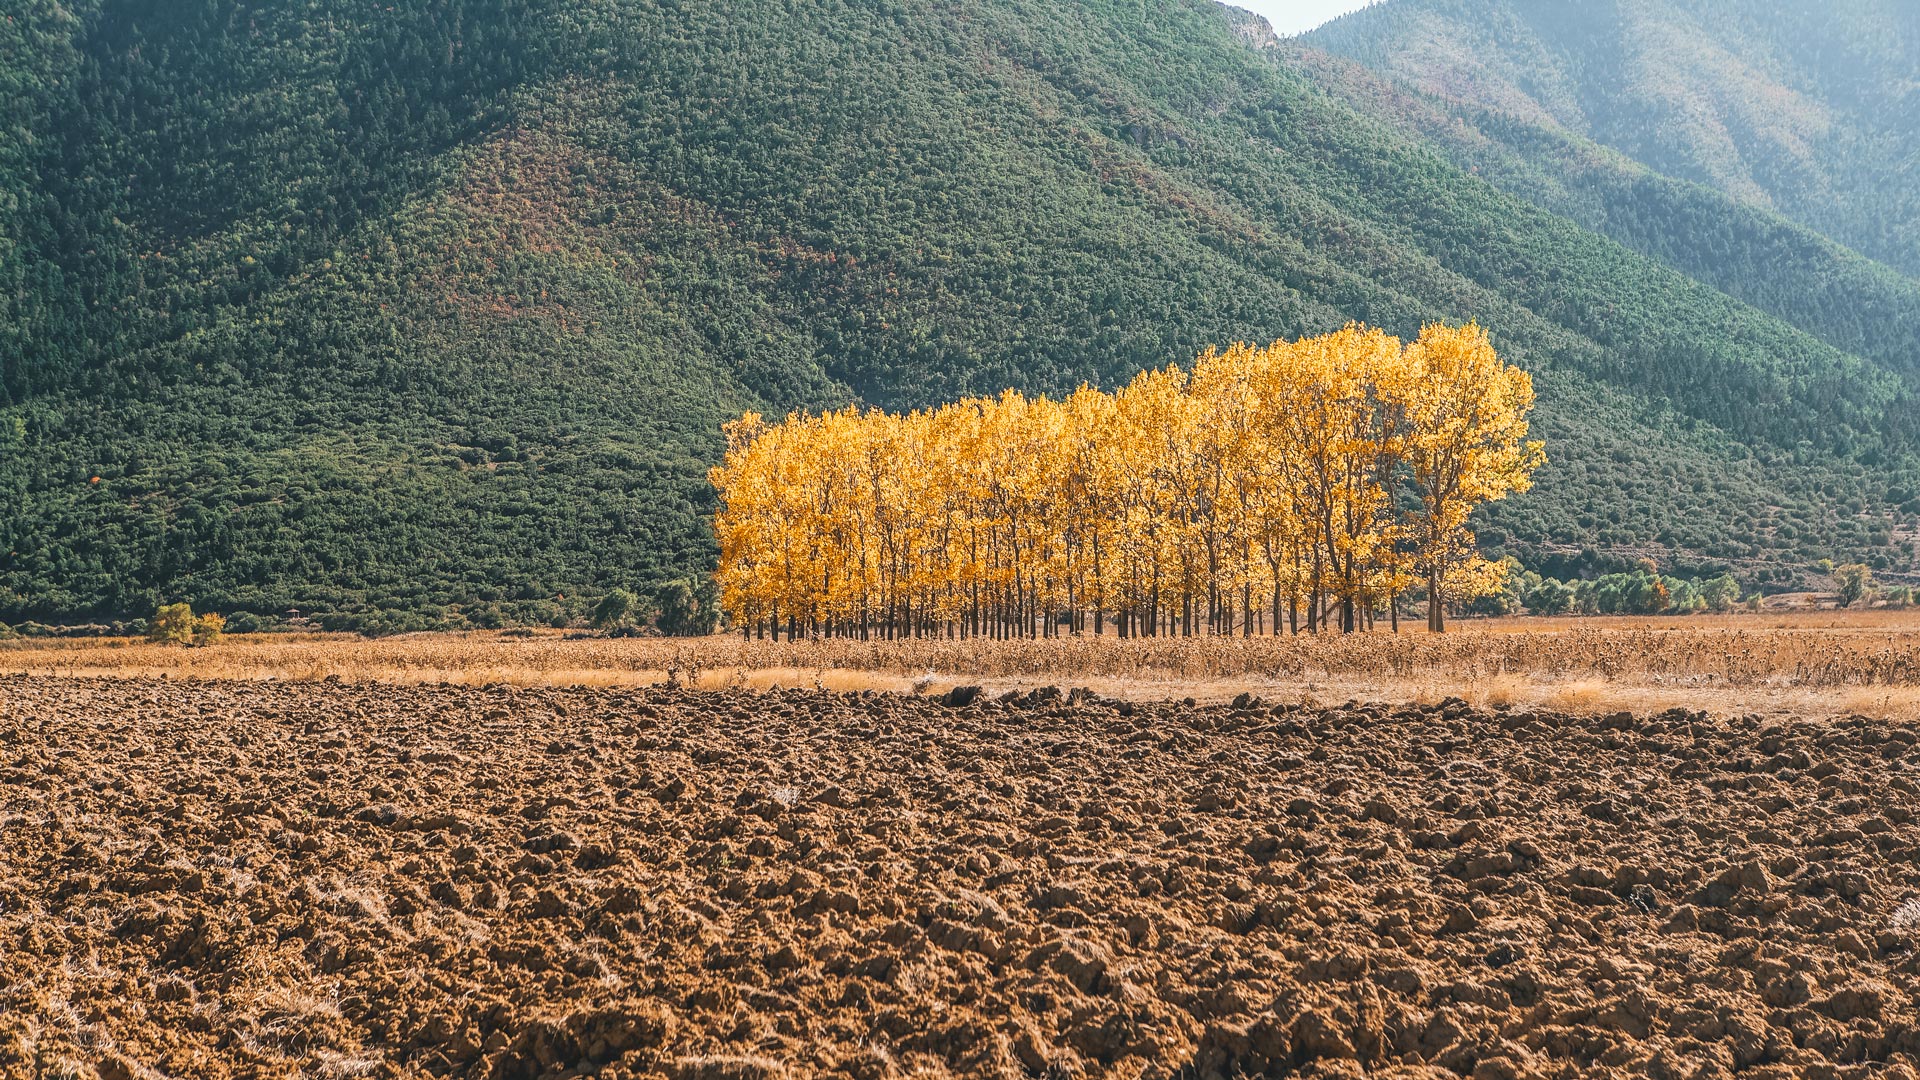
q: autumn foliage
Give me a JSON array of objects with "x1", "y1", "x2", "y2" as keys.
[
  {"x1": 710, "y1": 324, "x2": 1543, "y2": 637},
  {"x1": 147, "y1": 603, "x2": 226, "y2": 648}
]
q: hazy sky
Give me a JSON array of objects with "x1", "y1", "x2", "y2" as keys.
[{"x1": 1231, "y1": 0, "x2": 1375, "y2": 36}]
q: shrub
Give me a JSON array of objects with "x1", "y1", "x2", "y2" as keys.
[
  {"x1": 655, "y1": 578, "x2": 720, "y2": 637},
  {"x1": 1834, "y1": 563, "x2": 1875, "y2": 607},
  {"x1": 592, "y1": 588, "x2": 646, "y2": 632},
  {"x1": 1523, "y1": 578, "x2": 1576, "y2": 615},
  {"x1": 148, "y1": 603, "x2": 197, "y2": 645},
  {"x1": 1700, "y1": 574, "x2": 1741, "y2": 613},
  {"x1": 1574, "y1": 571, "x2": 1672, "y2": 615},
  {"x1": 149, "y1": 603, "x2": 225, "y2": 647},
  {"x1": 1664, "y1": 576, "x2": 1706, "y2": 613}
]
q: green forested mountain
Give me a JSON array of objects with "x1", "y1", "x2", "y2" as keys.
[
  {"x1": 1305, "y1": 0, "x2": 1920, "y2": 277},
  {"x1": 1266, "y1": 29, "x2": 1920, "y2": 387},
  {"x1": 1, "y1": 0, "x2": 1915, "y2": 629}
]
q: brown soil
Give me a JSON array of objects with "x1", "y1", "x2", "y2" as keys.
[{"x1": 3, "y1": 675, "x2": 1918, "y2": 1080}]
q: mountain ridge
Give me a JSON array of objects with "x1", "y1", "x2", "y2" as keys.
[{"x1": 1305, "y1": 0, "x2": 1920, "y2": 277}]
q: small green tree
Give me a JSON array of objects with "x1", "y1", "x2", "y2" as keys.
[
  {"x1": 1833, "y1": 563, "x2": 1875, "y2": 607},
  {"x1": 1523, "y1": 577, "x2": 1577, "y2": 616},
  {"x1": 1588, "y1": 571, "x2": 1671, "y2": 615},
  {"x1": 1664, "y1": 576, "x2": 1706, "y2": 613},
  {"x1": 592, "y1": 588, "x2": 644, "y2": 632},
  {"x1": 1700, "y1": 574, "x2": 1741, "y2": 613},
  {"x1": 654, "y1": 577, "x2": 720, "y2": 636}
]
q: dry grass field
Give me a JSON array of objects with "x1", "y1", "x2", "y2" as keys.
[{"x1": 4, "y1": 609, "x2": 1918, "y2": 719}]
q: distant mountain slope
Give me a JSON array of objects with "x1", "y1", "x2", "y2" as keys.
[
  {"x1": 1305, "y1": 0, "x2": 1920, "y2": 277},
  {"x1": 1, "y1": 0, "x2": 1915, "y2": 627},
  {"x1": 1255, "y1": 28, "x2": 1920, "y2": 386}
]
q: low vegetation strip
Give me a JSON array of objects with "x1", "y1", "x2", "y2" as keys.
[
  {"x1": 3, "y1": 676, "x2": 1917, "y2": 1078},
  {"x1": 3, "y1": 616, "x2": 1919, "y2": 693}
]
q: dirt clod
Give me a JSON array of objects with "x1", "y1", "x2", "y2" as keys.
[{"x1": 1, "y1": 675, "x2": 1917, "y2": 1078}]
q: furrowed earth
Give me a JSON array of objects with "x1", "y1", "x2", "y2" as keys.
[{"x1": 3, "y1": 676, "x2": 1919, "y2": 1079}]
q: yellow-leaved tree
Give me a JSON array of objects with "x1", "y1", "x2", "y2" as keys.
[
  {"x1": 1398, "y1": 322, "x2": 1547, "y2": 631},
  {"x1": 707, "y1": 322, "x2": 1543, "y2": 638},
  {"x1": 148, "y1": 603, "x2": 225, "y2": 647}
]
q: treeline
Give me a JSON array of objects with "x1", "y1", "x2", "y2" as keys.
[
  {"x1": 711, "y1": 324, "x2": 1542, "y2": 640},
  {"x1": 1497, "y1": 566, "x2": 1742, "y2": 617},
  {"x1": 1493, "y1": 564, "x2": 1913, "y2": 618}
]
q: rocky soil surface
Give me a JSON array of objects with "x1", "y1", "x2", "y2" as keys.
[{"x1": 3, "y1": 675, "x2": 1919, "y2": 1079}]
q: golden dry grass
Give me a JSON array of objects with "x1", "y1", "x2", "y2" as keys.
[{"x1": 6, "y1": 608, "x2": 1920, "y2": 719}]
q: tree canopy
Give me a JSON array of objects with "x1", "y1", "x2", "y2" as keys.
[{"x1": 711, "y1": 324, "x2": 1541, "y2": 638}]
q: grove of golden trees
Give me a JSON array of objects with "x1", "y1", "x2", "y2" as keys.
[{"x1": 710, "y1": 324, "x2": 1543, "y2": 638}]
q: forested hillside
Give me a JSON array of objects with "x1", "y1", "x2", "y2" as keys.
[
  {"x1": 1305, "y1": 0, "x2": 1920, "y2": 276},
  {"x1": 2, "y1": 0, "x2": 1916, "y2": 629},
  {"x1": 1266, "y1": 29, "x2": 1920, "y2": 387}
]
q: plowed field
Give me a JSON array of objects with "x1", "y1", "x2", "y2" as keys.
[{"x1": 3, "y1": 675, "x2": 1918, "y2": 1079}]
